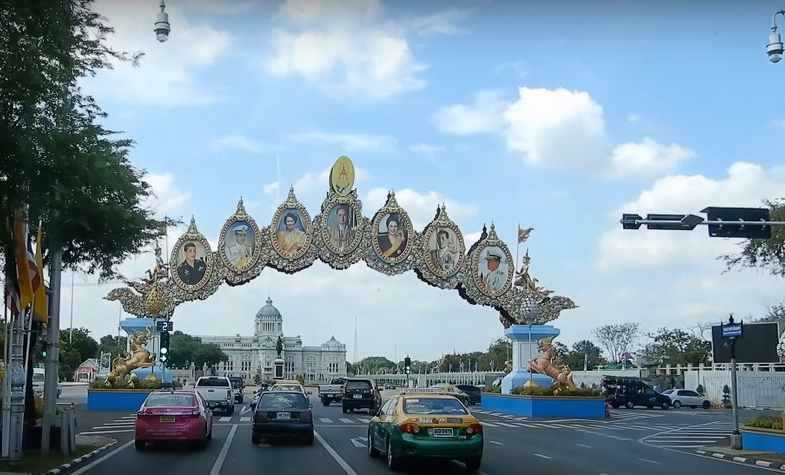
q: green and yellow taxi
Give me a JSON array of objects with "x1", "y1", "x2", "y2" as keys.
[{"x1": 367, "y1": 389, "x2": 483, "y2": 471}]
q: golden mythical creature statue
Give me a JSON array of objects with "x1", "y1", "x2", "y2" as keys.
[
  {"x1": 105, "y1": 329, "x2": 155, "y2": 388},
  {"x1": 105, "y1": 241, "x2": 174, "y2": 317},
  {"x1": 528, "y1": 338, "x2": 576, "y2": 393}
]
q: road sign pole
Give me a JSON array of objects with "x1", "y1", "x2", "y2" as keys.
[{"x1": 730, "y1": 338, "x2": 740, "y2": 440}]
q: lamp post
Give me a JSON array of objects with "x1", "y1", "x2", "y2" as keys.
[
  {"x1": 154, "y1": 0, "x2": 171, "y2": 42},
  {"x1": 768, "y1": 10, "x2": 785, "y2": 63}
]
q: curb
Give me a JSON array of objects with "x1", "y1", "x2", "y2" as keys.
[
  {"x1": 696, "y1": 449, "x2": 785, "y2": 471},
  {"x1": 45, "y1": 440, "x2": 117, "y2": 475}
]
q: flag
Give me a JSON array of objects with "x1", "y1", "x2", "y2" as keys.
[
  {"x1": 13, "y1": 209, "x2": 34, "y2": 310},
  {"x1": 517, "y1": 226, "x2": 533, "y2": 243},
  {"x1": 33, "y1": 225, "x2": 48, "y2": 322},
  {"x1": 4, "y1": 281, "x2": 20, "y2": 315}
]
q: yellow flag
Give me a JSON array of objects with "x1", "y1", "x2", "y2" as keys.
[
  {"x1": 33, "y1": 226, "x2": 48, "y2": 322},
  {"x1": 13, "y1": 210, "x2": 34, "y2": 310}
]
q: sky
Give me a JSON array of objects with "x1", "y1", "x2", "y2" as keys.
[{"x1": 64, "y1": 0, "x2": 785, "y2": 363}]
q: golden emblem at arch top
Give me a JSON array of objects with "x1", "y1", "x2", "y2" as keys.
[{"x1": 330, "y1": 156, "x2": 355, "y2": 195}]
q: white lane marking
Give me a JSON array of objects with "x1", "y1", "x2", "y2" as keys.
[
  {"x1": 78, "y1": 429, "x2": 135, "y2": 435},
  {"x1": 240, "y1": 417, "x2": 251, "y2": 422},
  {"x1": 94, "y1": 423, "x2": 135, "y2": 428},
  {"x1": 532, "y1": 453, "x2": 552, "y2": 460},
  {"x1": 356, "y1": 418, "x2": 371, "y2": 423},
  {"x1": 489, "y1": 440, "x2": 504, "y2": 446},
  {"x1": 340, "y1": 418, "x2": 354, "y2": 424},
  {"x1": 516, "y1": 417, "x2": 528, "y2": 421},
  {"x1": 209, "y1": 424, "x2": 238, "y2": 475},
  {"x1": 646, "y1": 439, "x2": 721, "y2": 443},
  {"x1": 119, "y1": 416, "x2": 136, "y2": 420},
  {"x1": 219, "y1": 416, "x2": 231, "y2": 422},
  {"x1": 481, "y1": 421, "x2": 498, "y2": 427},
  {"x1": 350, "y1": 437, "x2": 367, "y2": 448},
  {"x1": 548, "y1": 424, "x2": 574, "y2": 429},
  {"x1": 496, "y1": 422, "x2": 517, "y2": 428},
  {"x1": 358, "y1": 436, "x2": 368, "y2": 441},
  {"x1": 576, "y1": 443, "x2": 592, "y2": 449},
  {"x1": 314, "y1": 431, "x2": 359, "y2": 475},
  {"x1": 320, "y1": 417, "x2": 334, "y2": 423},
  {"x1": 71, "y1": 440, "x2": 134, "y2": 475},
  {"x1": 572, "y1": 428, "x2": 632, "y2": 441},
  {"x1": 732, "y1": 457, "x2": 748, "y2": 462},
  {"x1": 639, "y1": 458, "x2": 660, "y2": 464},
  {"x1": 240, "y1": 406, "x2": 251, "y2": 416}
]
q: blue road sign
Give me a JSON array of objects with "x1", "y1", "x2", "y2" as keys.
[{"x1": 722, "y1": 323, "x2": 743, "y2": 338}]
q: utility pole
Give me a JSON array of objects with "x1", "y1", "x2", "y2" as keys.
[
  {"x1": 721, "y1": 314, "x2": 743, "y2": 449},
  {"x1": 41, "y1": 248, "x2": 62, "y2": 454}
]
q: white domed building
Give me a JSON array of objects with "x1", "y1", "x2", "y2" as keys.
[{"x1": 199, "y1": 297, "x2": 347, "y2": 382}]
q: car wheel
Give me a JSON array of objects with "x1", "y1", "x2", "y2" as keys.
[
  {"x1": 386, "y1": 438, "x2": 400, "y2": 470},
  {"x1": 611, "y1": 401, "x2": 620, "y2": 409},
  {"x1": 252, "y1": 433, "x2": 260, "y2": 445},
  {"x1": 661, "y1": 402, "x2": 670, "y2": 410},
  {"x1": 673, "y1": 400, "x2": 682, "y2": 409},
  {"x1": 465, "y1": 456, "x2": 482, "y2": 472},
  {"x1": 342, "y1": 407, "x2": 348, "y2": 414},
  {"x1": 368, "y1": 429, "x2": 379, "y2": 458},
  {"x1": 625, "y1": 401, "x2": 634, "y2": 409},
  {"x1": 703, "y1": 401, "x2": 711, "y2": 409},
  {"x1": 134, "y1": 440, "x2": 145, "y2": 451}
]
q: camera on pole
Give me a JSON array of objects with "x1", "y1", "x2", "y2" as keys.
[{"x1": 620, "y1": 207, "x2": 780, "y2": 239}]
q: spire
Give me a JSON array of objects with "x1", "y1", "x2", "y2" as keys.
[{"x1": 235, "y1": 196, "x2": 247, "y2": 216}]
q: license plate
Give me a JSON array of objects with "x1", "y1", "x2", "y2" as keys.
[
  {"x1": 276, "y1": 412, "x2": 290, "y2": 420},
  {"x1": 430, "y1": 428, "x2": 454, "y2": 438},
  {"x1": 353, "y1": 394, "x2": 362, "y2": 399},
  {"x1": 159, "y1": 416, "x2": 175, "y2": 423}
]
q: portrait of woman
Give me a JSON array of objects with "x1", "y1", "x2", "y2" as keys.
[
  {"x1": 377, "y1": 213, "x2": 408, "y2": 259},
  {"x1": 276, "y1": 210, "x2": 307, "y2": 257}
]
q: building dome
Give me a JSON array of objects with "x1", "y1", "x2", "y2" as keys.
[{"x1": 255, "y1": 297, "x2": 283, "y2": 337}]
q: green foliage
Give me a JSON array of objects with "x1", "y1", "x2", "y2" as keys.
[
  {"x1": 483, "y1": 385, "x2": 501, "y2": 394},
  {"x1": 511, "y1": 386, "x2": 601, "y2": 397},
  {"x1": 640, "y1": 328, "x2": 711, "y2": 366},
  {"x1": 98, "y1": 334, "x2": 127, "y2": 359},
  {"x1": 59, "y1": 327, "x2": 98, "y2": 381},
  {"x1": 192, "y1": 343, "x2": 228, "y2": 369},
  {"x1": 745, "y1": 415, "x2": 783, "y2": 431},
  {"x1": 0, "y1": 0, "x2": 170, "y2": 279},
  {"x1": 356, "y1": 356, "x2": 397, "y2": 374},
  {"x1": 722, "y1": 198, "x2": 785, "y2": 278},
  {"x1": 163, "y1": 331, "x2": 228, "y2": 369}
]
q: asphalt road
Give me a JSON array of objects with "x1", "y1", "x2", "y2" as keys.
[{"x1": 69, "y1": 388, "x2": 778, "y2": 475}]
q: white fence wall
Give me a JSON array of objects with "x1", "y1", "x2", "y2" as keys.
[
  {"x1": 571, "y1": 369, "x2": 643, "y2": 388},
  {"x1": 686, "y1": 370, "x2": 785, "y2": 409}
]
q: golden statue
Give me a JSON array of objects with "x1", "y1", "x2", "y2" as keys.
[
  {"x1": 528, "y1": 338, "x2": 576, "y2": 393},
  {"x1": 105, "y1": 329, "x2": 155, "y2": 388}
]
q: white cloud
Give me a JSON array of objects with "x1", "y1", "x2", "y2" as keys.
[
  {"x1": 364, "y1": 188, "x2": 477, "y2": 229},
  {"x1": 504, "y1": 87, "x2": 607, "y2": 168},
  {"x1": 143, "y1": 173, "x2": 191, "y2": 216},
  {"x1": 463, "y1": 231, "x2": 483, "y2": 248},
  {"x1": 771, "y1": 118, "x2": 785, "y2": 130},
  {"x1": 407, "y1": 9, "x2": 469, "y2": 35},
  {"x1": 212, "y1": 134, "x2": 266, "y2": 154},
  {"x1": 288, "y1": 131, "x2": 394, "y2": 151},
  {"x1": 597, "y1": 162, "x2": 785, "y2": 270},
  {"x1": 264, "y1": 0, "x2": 428, "y2": 99},
  {"x1": 409, "y1": 144, "x2": 444, "y2": 155},
  {"x1": 85, "y1": 1, "x2": 230, "y2": 107},
  {"x1": 610, "y1": 138, "x2": 695, "y2": 178},
  {"x1": 263, "y1": 181, "x2": 281, "y2": 195},
  {"x1": 434, "y1": 91, "x2": 507, "y2": 135}
]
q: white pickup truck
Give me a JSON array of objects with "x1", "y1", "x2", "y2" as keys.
[
  {"x1": 195, "y1": 376, "x2": 235, "y2": 416},
  {"x1": 318, "y1": 377, "x2": 346, "y2": 407}
]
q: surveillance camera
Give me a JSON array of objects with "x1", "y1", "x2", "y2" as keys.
[
  {"x1": 768, "y1": 29, "x2": 783, "y2": 64},
  {"x1": 154, "y1": 11, "x2": 170, "y2": 43}
]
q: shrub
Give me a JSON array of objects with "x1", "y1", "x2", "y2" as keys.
[
  {"x1": 483, "y1": 385, "x2": 501, "y2": 394},
  {"x1": 745, "y1": 415, "x2": 783, "y2": 431},
  {"x1": 511, "y1": 386, "x2": 602, "y2": 397}
]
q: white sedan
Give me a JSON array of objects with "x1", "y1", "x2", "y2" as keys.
[{"x1": 666, "y1": 389, "x2": 711, "y2": 409}]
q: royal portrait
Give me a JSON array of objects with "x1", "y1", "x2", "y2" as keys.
[
  {"x1": 477, "y1": 246, "x2": 509, "y2": 292},
  {"x1": 176, "y1": 240, "x2": 208, "y2": 286},
  {"x1": 376, "y1": 213, "x2": 408, "y2": 259},
  {"x1": 427, "y1": 227, "x2": 460, "y2": 275},
  {"x1": 275, "y1": 209, "x2": 308, "y2": 258},
  {"x1": 223, "y1": 221, "x2": 255, "y2": 270},
  {"x1": 326, "y1": 203, "x2": 356, "y2": 253}
]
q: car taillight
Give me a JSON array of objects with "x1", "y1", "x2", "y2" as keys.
[
  {"x1": 400, "y1": 422, "x2": 419, "y2": 434},
  {"x1": 227, "y1": 390, "x2": 232, "y2": 399},
  {"x1": 466, "y1": 423, "x2": 483, "y2": 435}
]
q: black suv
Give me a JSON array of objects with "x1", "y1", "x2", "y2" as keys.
[
  {"x1": 602, "y1": 376, "x2": 670, "y2": 410},
  {"x1": 455, "y1": 384, "x2": 482, "y2": 405},
  {"x1": 341, "y1": 378, "x2": 381, "y2": 414}
]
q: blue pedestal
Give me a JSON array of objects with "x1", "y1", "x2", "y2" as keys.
[
  {"x1": 742, "y1": 429, "x2": 785, "y2": 453},
  {"x1": 481, "y1": 393, "x2": 605, "y2": 418},
  {"x1": 88, "y1": 389, "x2": 153, "y2": 411},
  {"x1": 501, "y1": 324, "x2": 561, "y2": 395}
]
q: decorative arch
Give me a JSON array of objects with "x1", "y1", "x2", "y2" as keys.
[{"x1": 106, "y1": 157, "x2": 576, "y2": 328}]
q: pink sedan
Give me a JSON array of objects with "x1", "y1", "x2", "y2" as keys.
[{"x1": 135, "y1": 390, "x2": 213, "y2": 451}]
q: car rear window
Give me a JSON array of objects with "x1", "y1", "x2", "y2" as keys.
[
  {"x1": 259, "y1": 392, "x2": 307, "y2": 410},
  {"x1": 345, "y1": 381, "x2": 371, "y2": 390},
  {"x1": 272, "y1": 385, "x2": 299, "y2": 391},
  {"x1": 197, "y1": 378, "x2": 229, "y2": 387},
  {"x1": 230, "y1": 379, "x2": 242, "y2": 388},
  {"x1": 145, "y1": 394, "x2": 196, "y2": 407},
  {"x1": 403, "y1": 397, "x2": 468, "y2": 415}
]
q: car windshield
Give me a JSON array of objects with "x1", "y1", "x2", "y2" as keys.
[
  {"x1": 145, "y1": 394, "x2": 195, "y2": 407},
  {"x1": 404, "y1": 398, "x2": 467, "y2": 415},
  {"x1": 345, "y1": 381, "x2": 371, "y2": 390},
  {"x1": 273, "y1": 385, "x2": 300, "y2": 391},
  {"x1": 197, "y1": 378, "x2": 229, "y2": 387},
  {"x1": 259, "y1": 393, "x2": 307, "y2": 410}
]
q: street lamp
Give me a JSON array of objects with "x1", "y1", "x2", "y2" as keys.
[
  {"x1": 154, "y1": 0, "x2": 171, "y2": 43},
  {"x1": 768, "y1": 10, "x2": 785, "y2": 63}
]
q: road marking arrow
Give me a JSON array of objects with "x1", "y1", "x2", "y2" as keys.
[{"x1": 350, "y1": 437, "x2": 367, "y2": 448}]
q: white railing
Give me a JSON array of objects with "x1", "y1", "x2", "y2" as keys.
[
  {"x1": 655, "y1": 362, "x2": 785, "y2": 375},
  {"x1": 354, "y1": 371, "x2": 504, "y2": 387}
]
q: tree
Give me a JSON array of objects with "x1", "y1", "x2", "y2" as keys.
[
  {"x1": 565, "y1": 340, "x2": 606, "y2": 371},
  {"x1": 98, "y1": 334, "x2": 127, "y2": 358},
  {"x1": 721, "y1": 198, "x2": 785, "y2": 277},
  {"x1": 593, "y1": 323, "x2": 639, "y2": 363},
  {"x1": 356, "y1": 356, "x2": 396, "y2": 374},
  {"x1": 59, "y1": 327, "x2": 98, "y2": 380},
  {"x1": 193, "y1": 343, "x2": 228, "y2": 369},
  {"x1": 640, "y1": 328, "x2": 711, "y2": 366}
]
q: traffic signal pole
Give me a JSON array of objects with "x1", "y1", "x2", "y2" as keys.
[{"x1": 42, "y1": 248, "x2": 62, "y2": 454}]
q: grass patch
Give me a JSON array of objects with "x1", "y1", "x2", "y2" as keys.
[
  {"x1": 0, "y1": 445, "x2": 95, "y2": 475},
  {"x1": 745, "y1": 415, "x2": 783, "y2": 431}
]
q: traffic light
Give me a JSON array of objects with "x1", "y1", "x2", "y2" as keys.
[
  {"x1": 404, "y1": 356, "x2": 411, "y2": 375},
  {"x1": 160, "y1": 331, "x2": 170, "y2": 366}
]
